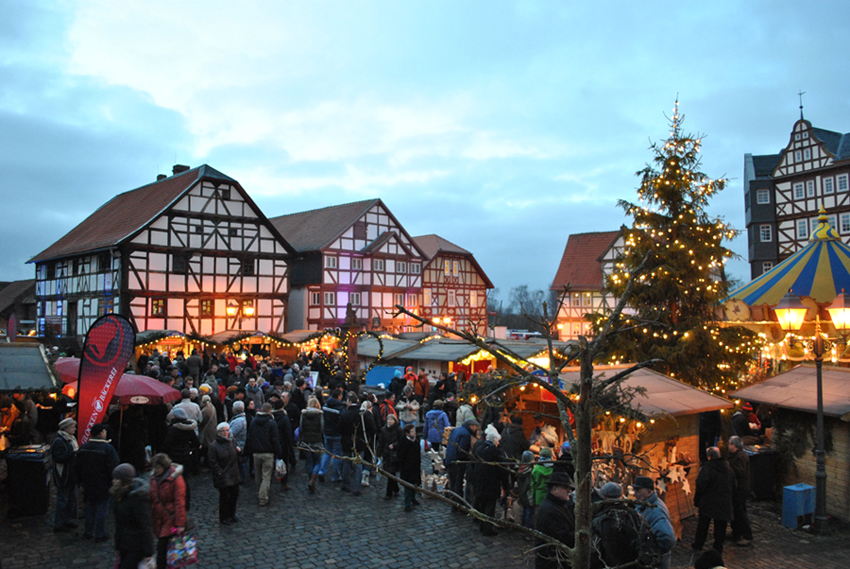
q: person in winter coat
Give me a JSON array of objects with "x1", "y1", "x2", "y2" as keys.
[
  {"x1": 208, "y1": 422, "x2": 241, "y2": 525},
  {"x1": 535, "y1": 470, "x2": 576, "y2": 569},
  {"x1": 424, "y1": 400, "x2": 450, "y2": 451},
  {"x1": 471, "y1": 426, "x2": 510, "y2": 536},
  {"x1": 633, "y1": 476, "x2": 676, "y2": 569},
  {"x1": 500, "y1": 415, "x2": 531, "y2": 462},
  {"x1": 692, "y1": 447, "x2": 735, "y2": 553},
  {"x1": 51, "y1": 417, "x2": 79, "y2": 532},
  {"x1": 379, "y1": 414, "x2": 404, "y2": 499},
  {"x1": 445, "y1": 417, "x2": 479, "y2": 510},
  {"x1": 149, "y1": 453, "x2": 187, "y2": 569},
  {"x1": 229, "y1": 401, "x2": 249, "y2": 481},
  {"x1": 245, "y1": 377, "x2": 265, "y2": 411},
  {"x1": 199, "y1": 395, "x2": 218, "y2": 461},
  {"x1": 163, "y1": 407, "x2": 201, "y2": 475},
  {"x1": 271, "y1": 399, "x2": 297, "y2": 491},
  {"x1": 396, "y1": 385, "x2": 420, "y2": 429},
  {"x1": 76, "y1": 423, "x2": 120, "y2": 541},
  {"x1": 111, "y1": 463, "x2": 154, "y2": 569},
  {"x1": 338, "y1": 393, "x2": 376, "y2": 495},
  {"x1": 185, "y1": 350, "x2": 203, "y2": 383},
  {"x1": 397, "y1": 423, "x2": 421, "y2": 512},
  {"x1": 388, "y1": 369, "x2": 405, "y2": 400},
  {"x1": 244, "y1": 403, "x2": 282, "y2": 506},
  {"x1": 591, "y1": 483, "x2": 644, "y2": 569},
  {"x1": 443, "y1": 392, "x2": 459, "y2": 426},
  {"x1": 515, "y1": 451, "x2": 536, "y2": 528},
  {"x1": 299, "y1": 396, "x2": 325, "y2": 493},
  {"x1": 531, "y1": 447, "x2": 554, "y2": 509},
  {"x1": 455, "y1": 400, "x2": 475, "y2": 427},
  {"x1": 319, "y1": 387, "x2": 346, "y2": 483},
  {"x1": 727, "y1": 436, "x2": 753, "y2": 546},
  {"x1": 731, "y1": 403, "x2": 761, "y2": 445}
]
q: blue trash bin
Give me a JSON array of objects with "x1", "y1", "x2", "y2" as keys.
[{"x1": 782, "y1": 483, "x2": 815, "y2": 528}]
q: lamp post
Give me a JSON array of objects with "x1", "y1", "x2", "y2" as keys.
[{"x1": 774, "y1": 289, "x2": 835, "y2": 534}]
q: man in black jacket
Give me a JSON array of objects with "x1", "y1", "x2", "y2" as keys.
[
  {"x1": 535, "y1": 470, "x2": 575, "y2": 569},
  {"x1": 51, "y1": 417, "x2": 79, "y2": 532},
  {"x1": 692, "y1": 446, "x2": 735, "y2": 553},
  {"x1": 471, "y1": 427, "x2": 510, "y2": 536},
  {"x1": 76, "y1": 423, "x2": 120, "y2": 541},
  {"x1": 244, "y1": 403, "x2": 281, "y2": 506},
  {"x1": 500, "y1": 415, "x2": 530, "y2": 462},
  {"x1": 320, "y1": 388, "x2": 346, "y2": 483},
  {"x1": 727, "y1": 436, "x2": 753, "y2": 546},
  {"x1": 271, "y1": 399, "x2": 296, "y2": 490},
  {"x1": 339, "y1": 394, "x2": 376, "y2": 496}
]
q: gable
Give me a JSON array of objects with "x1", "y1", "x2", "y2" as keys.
[
  {"x1": 773, "y1": 120, "x2": 836, "y2": 178},
  {"x1": 551, "y1": 230, "x2": 621, "y2": 291}
]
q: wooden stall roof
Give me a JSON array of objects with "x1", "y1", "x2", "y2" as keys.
[
  {"x1": 0, "y1": 344, "x2": 60, "y2": 393},
  {"x1": 357, "y1": 337, "x2": 574, "y2": 363},
  {"x1": 357, "y1": 337, "x2": 419, "y2": 359},
  {"x1": 732, "y1": 363, "x2": 850, "y2": 420},
  {"x1": 279, "y1": 330, "x2": 323, "y2": 344},
  {"x1": 559, "y1": 365, "x2": 733, "y2": 417}
]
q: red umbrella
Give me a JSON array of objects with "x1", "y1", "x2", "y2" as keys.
[
  {"x1": 63, "y1": 373, "x2": 181, "y2": 405},
  {"x1": 54, "y1": 357, "x2": 82, "y2": 384}
]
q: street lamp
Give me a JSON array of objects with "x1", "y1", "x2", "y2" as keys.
[
  {"x1": 226, "y1": 300, "x2": 238, "y2": 317},
  {"x1": 774, "y1": 289, "x2": 835, "y2": 534}
]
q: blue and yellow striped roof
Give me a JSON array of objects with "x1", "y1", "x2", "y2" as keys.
[{"x1": 729, "y1": 210, "x2": 850, "y2": 306}]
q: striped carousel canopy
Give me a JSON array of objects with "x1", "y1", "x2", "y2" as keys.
[{"x1": 728, "y1": 209, "x2": 850, "y2": 306}]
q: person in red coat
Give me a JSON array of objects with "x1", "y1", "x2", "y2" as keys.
[{"x1": 149, "y1": 453, "x2": 186, "y2": 569}]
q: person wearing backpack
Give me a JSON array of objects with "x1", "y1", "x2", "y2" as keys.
[
  {"x1": 424, "y1": 400, "x2": 450, "y2": 451},
  {"x1": 633, "y1": 476, "x2": 676, "y2": 569},
  {"x1": 591, "y1": 483, "x2": 644, "y2": 569},
  {"x1": 515, "y1": 451, "x2": 536, "y2": 528}
]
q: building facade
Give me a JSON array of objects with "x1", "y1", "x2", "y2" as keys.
[
  {"x1": 413, "y1": 234, "x2": 493, "y2": 335},
  {"x1": 745, "y1": 117, "x2": 850, "y2": 278},
  {"x1": 550, "y1": 230, "x2": 623, "y2": 341},
  {"x1": 29, "y1": 165, "x2": 293, "y2": 339},
  {"x1": 270, "y1": 199, "x2": 428, "y2": 333}
]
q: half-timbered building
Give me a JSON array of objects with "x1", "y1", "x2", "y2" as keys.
[
  {"x1": 269, "y1": 199, "x2": 427, "y2": 333},
  {"x1": 550, "y1": 230, "x2": 623, "y2": 341},
  {"x1": 745, "y1": 117, "x2": 850, "y2": 278},
  {"x1": 412, "y1": 234, "x2": 492, "y2": 335},
  {"x1": 29, "y1": 165, "x2": 293, "y2": 339}
]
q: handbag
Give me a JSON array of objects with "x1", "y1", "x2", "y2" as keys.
[
  {"x1": 166, "y1": 530, "x2": 199, "y2": 568},
  {"x1": 274, "y1": 458, "x2": 287, "y2": 481}
]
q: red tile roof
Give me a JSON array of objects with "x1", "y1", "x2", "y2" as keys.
[
  {"x1": 550, "y1": 230, "x2": 620, "y2": 291},
  {"x1": 29, "y1": 166, "x2": 235, "y2": 263}
]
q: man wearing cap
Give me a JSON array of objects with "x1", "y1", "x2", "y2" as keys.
[
  {"x1": 633, "y1": 476, "x2": 676, "y2": 569},
  {"x1": 445, "y1": 417, "x2": 479, "y2": 511},
  {"x1": 51, "y1": 417, "x2": 79, "y2": 532},
  {"x1": 535, "y1": 469, "x2": 575, "y2": 569},
  {"x1": 592, "y1": 482, "x2": 644, "y2": 568},
  {"x1": 76, "y1": 423, "x2": 120, "y2": 541}
]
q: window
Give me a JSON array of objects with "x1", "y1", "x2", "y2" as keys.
[
  {"x1": 807, "y1": 180, "x2": 815, "y2": 197},
  {"x1": 572, "y1": 292, "x2": 581, "y2": 306},
  {"x1": 452, "y1": 260, "x2": 459, "y2": 277},
  {"x1": 410, "y1": 263, "x2": 420, "y2": 274},
  {"x1": 762, "y1": 262, "x2": 773, "y2": 274},
  {"x1": 470, "y1": 290, "x2": 477, "y2": 308},
  {"x1": 797, "y1": 219, "x2": 809, "y2": 240},
  {"x1": 424, "y1": 289, "x2": 432, "y2": 306},
  {"x1": 201, "y1": 299, "x2": 213, "y2": 316},
  {"x1": 325, "y1": 256, "x2": 337, "y2": 269},
  {"x1": 794, "y1": 183, "x2": 804, "y2": 199},
  {"x1": 407, "y1": 294, "x2": 418, "y2": 306},
  {"x1": 46, "y1": 263, "x2": 55, "y2": 279},
  {"x1": 760, "y1": 224, "x2": 772, "y2": 242},
  {"x1": 219, "y1": 188, "x2": 231, "y2": 200},
  {"x1": 241, "y1": 258, "x2": 255, "y2": 276},
  {"x1": 229, "y1": 228, "x2": 239, "y2": 237},
  {"x1": 394, "y1": 293, "x2": 404, "y2": 306},
  {"x1": 828, "y1": 214, "x2": 837, "y2": 230},
  {"x1": 794, "y1": 150, "x2": 802, "y2": 162},
  {"x1": 353, "y1": 221, "x2": 367, "y2": 240},
  {"x1": 444, "y1": 260, "x2": 450, "y2": 275},
  {"x1": 794, "y1": 134, "x2": 801, "y2": 141},
  {"x1": 397, "y1": 261, "x2": 407, "y2": 274},
  {"x1": 99, "y1": 252, "x2": 111, "y2": 272},
  {"x1": 824, "y1": 177, "x2": 834, "y2": 194},
  {"x1": 173, "y1": 255, "x2": 187, "y2": 274},
  {"x1": 811, "y1": 217, "x2": 819, "y2": 233},
  {"x1": 324, "y1": 292, "x2": 336, "y2": 306},
  {"x1": 351, "y1": 257, "x2": 362, "y2": 270},
  {"x1": 311, "y1": 292, "x2": 321, "y2": 305},
  {"x1": 841, "y1": 214, "x2": 850, "y2": 234},
  {"x1": 838, "y1": 174, "x2": 849, "y2": 192},
  {"x1": 151, "y1": 299, "x2": 166, "y2": 317},
  {"x1": 373, "y1": 259, "x2": 384, "y2": 272},
  {"x1": 804, "y1": 148, "x2": 811, "y2": 160},
  {"x1": 193, "y1": 224, "x2": 203, "y2": 234},
  {"x1": 448, "y1": 290, "x2": 456, "y2": 307},
  {"x1": 350, "y1": 292, "x2": 361, "y2": 306},
  {"x1": 803, "y1": 132, "x2": 809, "y2": 139},
  {"x1": 756, "y1": 189, "x2": 770, "y2": 204},
  {"x1": 583, "y1": 292, "x2": 592, "y2": 307}
]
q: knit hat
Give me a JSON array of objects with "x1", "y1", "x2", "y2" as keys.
[
  {"x1": 58, "y1": 417, "x2": 76, "y2": 431},
  {"x1": 599, "y1": 482, "x2": 623, "y2": 499},
  {"x1": 539, "y1": 447, "x2": 552, "y2": 458},
  {"x1": 199, "y1": 384, "x2": 211, "y2": 393},
  {"x1": 521, "y1": 450, "x2": 535, "y2": 463},
  {"x1": 485, "y1": 424, "x2": 501, "y2": 443},
  {"x1": 742, "y1": 402, "x2": 753, "y2": 412},
  {"x1": 112, "y1": 463, "x2": 136, "y2": 482},
  {"x1": 632, "y1": 476, "x2": 655, "y2": 491},
  {"x1": 172, "y1": 407, "x2": 188, "y2": 421}
]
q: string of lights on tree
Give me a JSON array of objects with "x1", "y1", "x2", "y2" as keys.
[{"x1": 599, "y1": 101, "x2": 763, "y2": 394}]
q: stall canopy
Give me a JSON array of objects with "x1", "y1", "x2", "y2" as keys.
[
  {"x1": 135, "y1": 330, "x2": 185, "y2": 347},
  {"x1": 357, "y1": 336, "x2": 573, "y2": 364},
  {"x1": 0, "y1": 344, "x2": 60, "y2": 393},
  {"x1": 559, "y1": 365, "x2": 733, "y2": 417},
  {"x1": 279, "y1": 330, "x2": 323, "y2": 344},
  {"x1": 732, "y1": 363, "x2": 850, "y2": 420},
  {"x1": 727, "y1": 212, "x2": 850, "y2": 306},
  {"x1": 357, "y1": 336, "x2": 419, "y2": 359}
]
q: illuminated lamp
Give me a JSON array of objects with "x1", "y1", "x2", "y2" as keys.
[
  {"x1": 226, "y1": 300, "x2": 238, "y2": 317},
  {"x1": 243, "y1": 302, "x2": 255, "y2": 317},
  {"x1": 827, "y1": 289, "x2": 850, "y2": 334},
  {"x1": 774, "y1": 290, "x2": 806, "y2": 332}
]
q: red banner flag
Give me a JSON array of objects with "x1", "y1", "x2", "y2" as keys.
[{"x1": 77, "y1": 314, "x2": 135, "y2": 445}]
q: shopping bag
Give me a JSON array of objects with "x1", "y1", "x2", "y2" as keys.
[
  {"x1": 166, "y1": 530, "x2": 198, "y2": 568},
  {"x1": 274, "y1": 458, "x2": 287, "y2": 481}
]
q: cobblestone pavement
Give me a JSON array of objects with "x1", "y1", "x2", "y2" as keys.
[{"x1": 3, "y1": 469, "x2": 850, "y2": 569}]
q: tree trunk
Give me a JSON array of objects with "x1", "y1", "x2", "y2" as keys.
[{"x1": 572, "y1": 338, "x2": 594, "y2": 569}]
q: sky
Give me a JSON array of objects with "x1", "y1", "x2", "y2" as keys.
[{"x1": 2, "y1": 1, "x2": 850, "y2": 298}]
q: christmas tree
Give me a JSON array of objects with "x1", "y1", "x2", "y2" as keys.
[{"x1": 599, "y1": 102, "x2": 761, "y2": 394}]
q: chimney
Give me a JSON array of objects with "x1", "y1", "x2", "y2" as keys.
[
  {"x1": 172, "y1": 164, "x2": 190, "y2": 175},
  {"x1": 156, "y1": 174, "x2": 167, "y2": 181}
]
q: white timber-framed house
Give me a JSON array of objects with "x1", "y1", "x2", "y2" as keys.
[
  {"x1": 412, "y1": 234, "x2": 493, "y2": 336},
  {"x1": 550, "y1": 230, "x2": 624, "y2": 341},
  {"x1": 269, "y1": 199, "x2": 427, "y2": 333},
  {"x1": 745, "y1": 116, "x2": 850, "y2": 278},
  {"x1": 29, "y1": 165, "x2": 294, "y2": 340}
]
